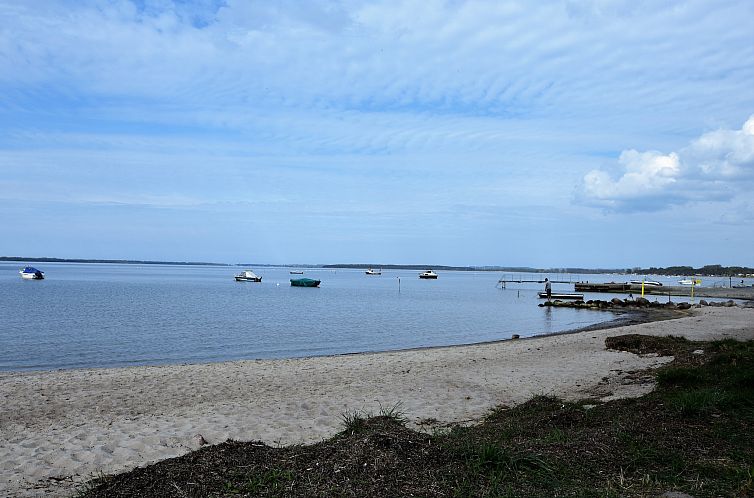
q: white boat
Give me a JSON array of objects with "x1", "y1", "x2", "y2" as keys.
[
  {"x1": 630, "y1": 280, "x2": 663, "y2": 287},
  {"x1": 419, "y1": 269, "x2": 438, "y2": 279},
  {"x1": 678, "y1": 278, "x2": 701, "y2": 286},
  {"x1": 365, "y1": 268, "x2": 381, "y2": 275},
  {"x1": 19, "y1": 266, "x2": 44, "y2": 280},
  {"x1": 234, "y1": 270, "x2": 262, "y2": 282}
]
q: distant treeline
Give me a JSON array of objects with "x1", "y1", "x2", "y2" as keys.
[
  {"x1": 0, "y1": 257, "x2": 228, "y2": 266},
  {"x1": 324, "y1": 264, "x2": 754, "y2": 276},
  {"x1": 3, "y1": 258, "x2": 751, "y2": 276},
  {"x1": 636, "y1": 265, "x2": 754, "y2": 277},
  {"x1": 324, "y1": 264, "x2": 634, "y2": 273}
]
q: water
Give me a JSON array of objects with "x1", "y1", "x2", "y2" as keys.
[{"x1": 0, "y1": 263, "x2": 631, "y2": 371}]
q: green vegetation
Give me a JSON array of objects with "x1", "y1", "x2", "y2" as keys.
[
  {"x1": 80, "y1": 336, "x2": 754, "y2": 497},
  {"x1": 639, "y1": 265, "x2": 754, "y2": 277}
]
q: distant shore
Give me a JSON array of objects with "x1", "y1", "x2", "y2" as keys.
[
  {"x1": 1, "y1": 306, "x2": 752, "y2": 497},
  {"x1": 0, "y1": 257, "x2": 228, "y2": 266},
  {"x1": 3, "y1": 257, "x2": 752, "y2": 277}
]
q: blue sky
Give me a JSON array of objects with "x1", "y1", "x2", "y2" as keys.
[{"x1": 1, "y1": 0, "x2": 753, "y2": 267}]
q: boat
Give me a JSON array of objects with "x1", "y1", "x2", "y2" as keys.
[
  {"x1": 630, "y1": 280, "x2": 663, "y2": 287},
  {"x1": 365, "y1": 268, "x2": 381, "y2": 275},
  {"x1": 538, "y1": 292, "x2": 584, "y2": 300},
  {"x1": 290, "y1": 278, "x2": 320, "y2": 287},
  {"x1": 234, "y1": 270, "x2": 262, "y2": 282},
  {"x1": 679, "y1": 278, "x2": 702, "y2": 286},
  {"x1": 19, "y1": 266, "x2": 45, "y2": 280},
  {"x1": 419, "y1": 269, "x2": 438, "y2": 279},
  {"x1": 290, "y1": 270, "x2": 304, "y2": 275}
]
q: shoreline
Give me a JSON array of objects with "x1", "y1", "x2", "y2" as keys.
[
  {"x1": 2, "y1": 306, "x2": 752, "y2": 497},
  {"x1": 0, "y1": 308, "x2": 657, "y2": 376}
]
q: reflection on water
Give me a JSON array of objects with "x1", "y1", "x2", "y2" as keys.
[{"x1": 542, "y1": 305, "x2": 553, "y2": 335}]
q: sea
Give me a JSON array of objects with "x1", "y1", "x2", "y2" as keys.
[{"x1": 0, "y1": 263, "x2": 743, "y2": 372}]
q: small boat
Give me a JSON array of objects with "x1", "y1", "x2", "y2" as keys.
[
  {"x1": 419, "y1": 269, "x2": 438, "y2": 279},
  {"x1": 538, "y1": 292, "x2": 584, "y2": 300},
  {"x1": 290, "y1": 270, "x2": 304, "y2": 274},
  {"x1": 234, "y1": 270, "x2": 262, "y2": 282},
  {"x1": 630, "y1": 280, "x2": 663, "y2": 287},
  {"x1": 19, "y1": 266, "x2": 44, "y2": 280},
  {"x1": 290, "y1": 278, "x2": 320, "y2": 287},
  {"x1": 365, "y1": 268, "x2": 381, "y2": 275},
  {"x1": 679, "y1": 278, "x2": 701, "y2": 286}
]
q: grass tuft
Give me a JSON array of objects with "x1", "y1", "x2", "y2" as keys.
[
  {"x1": 377, "y1": 401, "x2": 407, "y2": 424},
  {"x1": 341, "y1": 409, "x2": 368, "y2": 434}
]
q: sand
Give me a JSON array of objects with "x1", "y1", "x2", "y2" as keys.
[{"x1": 1, "y1": 306, "x2": 752, "y2": 497}]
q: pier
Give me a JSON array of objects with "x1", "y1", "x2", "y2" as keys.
[
  {"x1": 497, "y1": 278, "x2": 754, "y2": 301},
  {"x1": 496, "y1": 277, "x2": 574, "y2": 289}
]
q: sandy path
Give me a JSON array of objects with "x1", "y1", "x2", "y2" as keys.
[{"x1": 1, "y1": 306, "x2": 752, "y2": 496}]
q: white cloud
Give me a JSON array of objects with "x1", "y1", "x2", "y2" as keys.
[
  {"x1": 583, "y1": 150, "x2": 680, "y2": 199},
  {"x1": 579, "y1": 115, "x2": 754, "y2": 211},
  {"x1": 688, "y1": 115, "x2": 754, "y2": 180}
]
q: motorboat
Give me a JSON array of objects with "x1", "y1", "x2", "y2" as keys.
[
  {"x1": 290, "y1": 270, "x2": 304, "y2": 275},
  {"x1": 234, "y1": 270, "x2": 262, "y2": 282},
  {"x1": 679, "y1": 278, "x2": 701, "y2": 286},
  {"x1": 19, "y1": 266, "x2": 44, "y2": 280},
  {"x1": 290, "y1": 278, "x2": 320, "y2": 287},
  {"x1": 365, "y1": 268, "x2": 381, "y2": 275},
  {"x1": 630, "y1": 280, "x2": 663, "y2": 287},
  {"x1": 419, "y1": 269, "x2": 438, "y2": 279}
]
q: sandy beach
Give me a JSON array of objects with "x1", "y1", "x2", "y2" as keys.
[{"x1": 1, "y1": 306, "x2": 752, "y2": 497}]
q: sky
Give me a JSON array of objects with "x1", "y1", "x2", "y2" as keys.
[{"x1": 1, "y1": 0, "x2": 753, "y2": 267}]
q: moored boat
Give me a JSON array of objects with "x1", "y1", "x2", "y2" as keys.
[
  {"x1": 19, "y1": 267, "x2": 44, "y2": 280},
  {"x1": 234, "y1": 270, "x2": 262, "y2": 282},
  {"x1": 419, "y1": 269, "x2": 438, "y2": 279},
  {"x1": 290, "y1": 270, "x2": 304, "y2": 275},
  {"x1": 679, "y1": 278, "x2": 702, "y2": 286},
  {"x1": 290, "y1": 278, "x2": 320, "y2": 287},
  {"x1": 630, "y1": 280, "x2": 663, "y2": 287},
  {"x1": 365, "y1": 268, "x2": 381, "y2": 275}
]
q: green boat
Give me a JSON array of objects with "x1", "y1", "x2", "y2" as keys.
[{"x1": 290, "y1": 278, "x2": 321, "y2": 287}]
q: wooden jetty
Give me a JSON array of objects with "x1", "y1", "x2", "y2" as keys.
[
  {"x1": 537, "y1": 292, "x2": 584, "y2": 300},
  {"x1": 497, "y1": 276, "x2": 754, "y2": 300},
  {"x1": 574, "y1": 282, "x2": 631, "y2": 293},
  {"x1": 497, "y1": 278, "x2": 573, "y2": 289}
]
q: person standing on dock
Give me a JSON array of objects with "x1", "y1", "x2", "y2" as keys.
[{"x1": 544, "y1": 278, "x2": 551, "y2": 301}]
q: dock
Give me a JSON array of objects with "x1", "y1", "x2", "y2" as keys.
[
  {"x1": 496, "y1": 278, "x2": 573, "y2": 289},
  {"x1": 537, "y1": 292, "x2": 584, "y2": 300},
  {"x1": 497, "y1": 278, "x2": 754, "y2": 301},
  {"x1": 574, "y1": 282, "x2": 632, "y2": 292}
]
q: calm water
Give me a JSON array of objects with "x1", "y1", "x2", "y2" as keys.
[{"x1": 0, "y1": 263, "x2": 633, "y2": 371}]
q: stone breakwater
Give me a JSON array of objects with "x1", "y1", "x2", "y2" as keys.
[{"x1": 539, "y1": 297, "x2": 745, "y2": 310}]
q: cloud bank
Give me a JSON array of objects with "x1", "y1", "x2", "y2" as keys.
[
  {"x1": 2, "y1": 1, "x2": 754, "y2": 264},
  {"x1": 580, "y1": 115, "x2": 754, "y2": 211}
]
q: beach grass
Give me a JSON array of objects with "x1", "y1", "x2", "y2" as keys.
[{"x1": 79, "y1": 335, "x2": 754, "y2": 497}]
